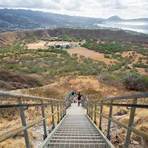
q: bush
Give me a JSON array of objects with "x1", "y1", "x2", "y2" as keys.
[
  {"x1": 122, "y1": 72, "x2": 148, "y2": 91},
  {"x1": 82, "y1": 40, "x2": 127, "y2": 54},
  {"x1": 98, "y1": 72, "x2": 121, "y2": 86},
  {"x1": 48, "y1": 48, "x2": 68, "y2": 55},
  {"x1": 133, "y1": 63, "x2": 148, "y2": 69}
]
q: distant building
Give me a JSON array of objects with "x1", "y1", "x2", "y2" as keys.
[{"x1": 48, "y1": 41, "x2": 79, "y2": 49}]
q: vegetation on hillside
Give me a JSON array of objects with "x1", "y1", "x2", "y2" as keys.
[
  {"x1": 82, "y1": 40, "x2": 129, "y2": 54},
  {"x1": 0, "y1": 41, "x2": 147, "y2": 91},
  {"x1": 0, "y1": 43, "x2": 106, "y2": 89}
]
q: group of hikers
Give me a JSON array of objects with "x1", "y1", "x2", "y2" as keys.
[{"x1": 70, "y1": 91, "x2": 82, "y2": 106}]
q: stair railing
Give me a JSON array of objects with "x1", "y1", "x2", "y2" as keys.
[
  {"x1": 87, "y1": 92, "x2": 148, "y2": 148},
  {"x1": 0, "y1": 91, "x2": 66, "y2": 148}
]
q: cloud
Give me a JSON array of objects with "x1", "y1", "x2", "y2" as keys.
[{"x1": 0, "y1": 0, "x2": 148, "y2": 18}]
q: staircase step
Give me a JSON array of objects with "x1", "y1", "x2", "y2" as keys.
[
  {"x1": 52, "y1": 135, "x2": 102, "y2": 139},
  {"x1": 49, "y1": 139, "x2": 105, "y2": 143},
  {"x1": 54, "y1": 133, "x2": 101, "y2": 136},
  {"x1": 47, "y1": 143, "x2": 106, "y2": 148}
]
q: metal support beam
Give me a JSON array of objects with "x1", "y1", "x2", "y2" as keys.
[
  {"x1": 91, "y1": 103, "x2": 93, "y2": 120},
  {"x1": 57, "y1": 101, "x2": 60, "y2": 124},
  {"x1": 19, "y1": 99, "x2": 31, "y2": 148},
  {"x1": 63, "y1": 102, "x2": 66, "y2": 117},
  {"x1": 99, "y1": 101, "x2": 103, "y2": 130},
  {"x1": 51, "y1": 101, "x2": 55, "y2": 129},
  {"x1": 94, "y1": 103, "x2": 97, "y2": 124},
  {"x1": 41, "y1": 101, "x2": 47, "y2": 139},
  {"x1": 124, "y1": 98, "x2": 137, "y2": 148},
  {"x1": 107, "y1": 100, "x2": 113, "y2": 140},
  {"x1": 60, "y1": 103, "x2": 62, "y2": 120}
]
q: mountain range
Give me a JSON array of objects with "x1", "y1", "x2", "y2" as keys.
[{"x1": 0, "y1": 9, "x2": 148, "y2": 34}]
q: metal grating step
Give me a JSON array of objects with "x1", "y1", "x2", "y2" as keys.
[
  {"x1": 49, "y1": 139, "x2": 105, "y2": 143},
  {"x1": 52, "y1": 135, "x2": 102, "y2": 139},
  {"x1": 56, "y1": 129, "x2": 98, "y2": 132},
  {"x1": 47, "y1": 143, "x2": 106, "y2": 148},
  {"x1": 44, "y1": 115, "x2": 107, "y2": 147},
  {"x1": 53, "y1": 133, "x2": 101, "y2": 136}
]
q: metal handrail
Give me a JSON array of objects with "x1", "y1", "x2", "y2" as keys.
[
  {"x1": 0, "y1": 110, "x2": 64, "y2": 143},
  {"x1": 104, "y1": 92, "x2": 148, "y2": 101},
  {"x1": 0, "y1": 90, "x2": 61, "y2": 101},
  {"x1": 0, "y1": 91, "x2": 66, "y2": 148},
  {"x1": 87, "y1": 92, "x2": 148, "y2": 148}
]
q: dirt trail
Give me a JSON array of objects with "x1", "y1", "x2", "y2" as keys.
[{"x1": 68, "y1": 47, "x2": 116, "y2": 65}]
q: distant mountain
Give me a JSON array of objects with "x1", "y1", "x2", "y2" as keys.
[
  {"x1": 0, "y1": 9, "x2": 103, "y2": 32},
  {"x1": 98, "y1": 15, "x2": 148, "y2": 34},
  {"x1": 106, "y1": 16, "x2": 122, "y2": 22},
  {"x1": 0, "y1": 9, "x2": 148, "y2": 34}
]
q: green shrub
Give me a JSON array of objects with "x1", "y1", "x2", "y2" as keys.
[
  {"x1": 82, "y1": 40, "x2": 127, "y2": 54},
  {"x1": 98, "y1": 71, "x2": 121, "y2": 86},
  {"x1": 133, "y1": 63, "x2": 148, "y2": 69},
  {"x1": 48, "y1": 48, "x2": 68, "y2": 55},
  {"x1": 122, "y1": 72, "x2": 148, "y2": 91}
]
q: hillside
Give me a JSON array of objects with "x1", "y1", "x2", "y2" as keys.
[
  {"x1": 0, "y1": 28, "x2": 148, "y2": 148},
  {"x1": 0, "y1": 29, "x2": 147, "y2": 91},
  {"x1": 0, "y1": 28, "x2": 148, "y2": 48}
]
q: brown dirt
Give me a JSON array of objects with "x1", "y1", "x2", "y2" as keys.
[
  {"x1": 122, "y1": 51, "x2": 147, "y2": 64},
  {"x1": 26, "y1": 40, "x2": 79, "y2": 49},
  {"x1": 0, "y1": 32, "x2": 18, "y2": 47},
  {"x1": 0, "y1": 138, "x2": 26, "y2": 148},
  {"x1": 16, "y1": 75, "x2": 130, "y2": 99},
  {"x1": 0, "y1": 71, "x2": 42, "y2": 90},
  {"x1": 136, "y1": 68, "x2": 148, "y2": 76},
  {"x1": 68, "y1": 47, "x2": 117, "y2": 65},
  {"x1": 26, "y1": 40, "x2": 46, "y2": 49}
]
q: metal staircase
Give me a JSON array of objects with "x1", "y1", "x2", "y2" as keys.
[
  {"x1": 0, "y1": 91, "x2": 147, "y2": 148},
  {"x1": 41, "y1": 103, "x2": 113, "y2": 148}
]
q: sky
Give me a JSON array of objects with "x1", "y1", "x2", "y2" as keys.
[{"x1": 0, "y1": 0, "x2": 148, "y2": 19}]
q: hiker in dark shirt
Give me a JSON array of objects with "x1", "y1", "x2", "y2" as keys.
[{"x1": 77, "y1": 92, "x2": 82, "y2": 106}]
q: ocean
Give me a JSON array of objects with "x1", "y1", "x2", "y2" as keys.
[{"x1": 97, "y1": 21, "x2": 148, "y2": 34}]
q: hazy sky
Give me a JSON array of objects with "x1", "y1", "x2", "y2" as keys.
[{"x1": 0, "y1": 0, "x2": 148, "y2": 18}]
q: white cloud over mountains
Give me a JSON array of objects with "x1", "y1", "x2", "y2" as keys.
[{"x1": 0, "y1": 0, "x2": 148, "y2": 19}]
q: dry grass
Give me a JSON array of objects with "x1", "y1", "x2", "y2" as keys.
[{"x1": 68, "y1": 47, "x2": 117, "y2": 65}]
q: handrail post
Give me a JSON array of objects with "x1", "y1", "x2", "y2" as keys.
[
  {"x1": 88, "y1": 103, "x2": 90, "y2": 117},
  {"x1": 86, "y1": 102, "x2": 88, "y2": 115},
  {"x1": 41, "y1": 100, "x2": 47, "y2": 140},
  {"x1": 92, "y1": 103, "x2": 94, "y2": 120},
  {"x1": 107, "y1": 100, "x2": 113, "y2": 140},
  {"x1": 92, "y1": 103, "x2": 94, "y2": 121},
  {"x1": 94, "y1": 103, "x2": 97, "y2": 124},
  {"x1": 60, "y1": 102, "x2": 63, "y2": 120},
  {"x1": 18, "y1": 99, "x2": 31, "y2": 148},
  {"x1": 124, "y1": 98, "x2": 137, "y2": 148},
  {"x1": 99, "y1": 100, "x2": 103, "y2": 130},
  {"x1": 57, "y1": 101, "x2": 60, "y2": 123},
  {"x1": 90, "y1": 103, "x2": 93, "y2": 120},
  {"x1": 87, "y1": 102, "x2": 90, "y2": 116},
  {"x1": 63, "y1": 102, "x2": 66, "y2": 117},
  {"x1": 51, "y1": 100, "x2": 55, "y2": 129}
]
